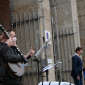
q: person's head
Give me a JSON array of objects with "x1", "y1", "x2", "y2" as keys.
[
  {"x1": 7, "y1": 30, "x2": 16, "y2": 38},
  {"x1": 8, "y1": 31, "x2": 16, "y2": 38},
  {"x1": 76, "y1": 47, "x2": 83, "y2": 55}
]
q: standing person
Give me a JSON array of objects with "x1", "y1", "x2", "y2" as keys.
[
  {"x1": 71, "y1": 47, "x2": 83, "y2": 85},
  {"x1": 0, "y1": 32, "x2": 34, "y2": 85},
  {"x1": 4, "y1": 31, "x2": 35, "y2": 85},
  {"x1": 0, "y1": 33, "x2": 18, "y2": 85}
]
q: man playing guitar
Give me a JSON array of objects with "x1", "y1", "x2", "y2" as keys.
[{"x1": 3, "y1": 30, "x2": 35, "y2": 85}]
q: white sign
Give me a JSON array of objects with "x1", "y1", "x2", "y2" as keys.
[{"x1": 48, "y1": 59, "x2": 52, "y2": 64}]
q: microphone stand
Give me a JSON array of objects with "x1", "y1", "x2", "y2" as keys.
[
  {"x1": 45, "y1": 70, "x2": 48, "y2": 81},
  {"x1": 33, "y1": 39, "x2": 51, "y2": 85},
  {"x1": 33, "y1": 59, "x2": 40, "y2": 83}
]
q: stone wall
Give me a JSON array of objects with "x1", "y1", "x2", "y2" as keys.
[{"x1": 11, "y1": 0, "x2": 38, "y2": 15}]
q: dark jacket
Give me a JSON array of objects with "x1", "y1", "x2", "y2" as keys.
[
  {"x1": 71, "y1": 54, "x2": 83, "y2": 78},
  {"x1": 4, "y1": 46, "x2": 23, "y2": 85},
  {"x1": 0, "y1": 42, "x2": 8, "y2": 83},
  {"x1": 0, "y1": 42, "x2": 25, "y2": 83},
  {"x1": 4, "y1": 46, "x2": 31, "y2": 85}
]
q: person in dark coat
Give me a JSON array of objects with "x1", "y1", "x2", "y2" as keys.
[
  {"x1": 4, "y1": 46, "x2": 27, "y2": 85},
  {"x1": 0, "y1": 34, "x2": 19, "y2": 85},
  {"x1": 4, "y1": 31, "x2": 35, "y2": 85},
  {"x1": 71, "y1": 47, "x2": 83, "y2": 85},
  {"x1": 0, "y1": 32, "x2": 34, "y2": 85}
]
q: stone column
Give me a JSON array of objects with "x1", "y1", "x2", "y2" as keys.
[{"x1": 38, "y1": 0, "x2": 55, "y2": 81}]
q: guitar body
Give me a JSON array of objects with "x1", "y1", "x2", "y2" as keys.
[
  {"x1": 8, "y1": 62, "x2": 25, "y2": 76},
  {"x1": 5, "y1": 62, "x2": 25, "y2": 78},
  {"x1": 4, "y1": 46, "x2": 25, "y2": 78},
  {"x1": 5, "y1": 46, "x2": 32, "y2": 78}
]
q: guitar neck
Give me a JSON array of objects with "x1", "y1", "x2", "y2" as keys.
[{"x1": 0, "y1": 25, "x2": 10, "y2": 39}]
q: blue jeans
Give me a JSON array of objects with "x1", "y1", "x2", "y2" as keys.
[{"x1": 72, "y1": 76, "x2": 83, "y2": 85}]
